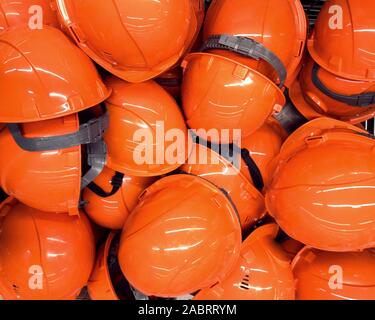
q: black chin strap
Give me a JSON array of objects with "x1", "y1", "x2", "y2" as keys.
[
  {"x1": 87, "y1": 171, "x2": 125, "y2": 198},
  {"x1": 191, "y1": 133, "x2": 265, "y2": 191},
  {"x1": 202, "y1": 34, "x2": 287, "y2": 88},
  {"x1": 241, "y1": 148, "x2": 264, "y2": 191},
  {"x1": 273, "y1": 97, "x2": 308, "y2": 134},
  {"x1": 312, "y1": 63, "x2": 375, "y2": 107}
]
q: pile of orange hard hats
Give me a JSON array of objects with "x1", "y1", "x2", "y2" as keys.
[{"x1": 0, "y1": 0, "x2": 374, "y2": 301}]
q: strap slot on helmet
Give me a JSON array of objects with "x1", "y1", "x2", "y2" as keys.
[
  {"x1": 202, "y1": 34, "x2": 287, "y2": 88},
  {"x1": 312, "y1": 63, "x2": 375, "y2": 107}
]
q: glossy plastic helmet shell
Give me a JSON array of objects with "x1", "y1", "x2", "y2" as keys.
[
  {"x1": 308, "y1": 0, "x2": 375, "y2": 81},
  {"x1": 194, "y1": 224, "x2": 295, "y2": 300},
  {"x1": 292, "y1": 247, "x2": 375, "y2": 300},
  {"x1": 0, "y1": 110, "x2": 108, "y2": 215},
  {"x1": 0, "y1": 198, "x2": 95, "y2": 300},
  {"x1": 118, "y1": 174, "x2": 242, "y2": 297},
  {"x1": 0, "y1": 115, "x2": 81, "y2": 214},
  {"x1": 203, "y1": 0, "x2": 307, "y2": 86},
  {"x1": 181, "y1": 0, "x2": 307, "y2": 143},
  {"x1": 182, "y1": 52, "x2": 286, "y2": 143},
  {"x1": 104, "y1": 76, "x2": 191, "y2": 177},
  {"x1": 0, "y1": 26, "x2": 110, "y2": 123},
  {"x1": 266, "y1": 117, "x2": 375, "y2": 252},
  {"x1": 56, "y1": 0, "x2": 204, "y2": 83}
]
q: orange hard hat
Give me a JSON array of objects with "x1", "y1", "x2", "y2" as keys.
[
  {"x1": 104, "y1": 76, "x2": 191, "y2": 177},
  {"x1": 194, "y1": 224, "x2": 295, "y2": 300},
  {"x1": 182, "y1": 52, "x2": 285, "y2": 143},
  {"x1": 292, "y1": 247, "x2": 375, "y2": 300},
  {"x1": 0, "y1": 26, "x2": 109, "y2": 123},
  {"x1": 308, "y1": 0, "x2": 375, "y2": 81},
  {"x1": 56, "y1": 0, "x2": 204, "y2": 83},
  {"x1": 118, "y1": 174, "x2": 242, "y2": 298},
  {"x1": 289, "y1": 56, "x2": 375, "y2": 124},
  {"x1": 0, "y1": 198, "x2": 95, "y2": 300},
  {"x1": 181, "y1": 0, "x2": 307, "y2": 143},
  {"x1": 203, "y1": 0, "x2": 307, "y2": 87},
  {"x1": 0, "y1": 112, "x2": 108, "y2": 215},
  {"x1": 83, "y1": 167, "x2": 155, "y2": 230},
  {"x1": 0, "y1": 0, "x2": 59, "y2": 32},
  {"x1": 266, "y1": 117, "x2": 375, "y2": 252},
  {"x1": 241, "y1": 118, "x2": 288, "y2": 188},
  {"x1": 181, "y1": 143, "x2": 266, "y2": 232}
]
